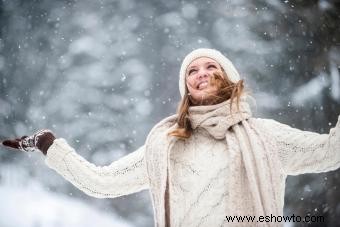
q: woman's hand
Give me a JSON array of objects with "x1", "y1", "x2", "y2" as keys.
[{"x1": 1, "y1": 129, "x2": 56, "y2": 155}]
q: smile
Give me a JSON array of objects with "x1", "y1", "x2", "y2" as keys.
[{"x1": 197, "y1": 81, "x2": 208, "y2": 90}]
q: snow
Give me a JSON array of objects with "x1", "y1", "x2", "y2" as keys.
[
  {"x1": 318, "y1": 0, "x2": 332, "y2": 11},
  {"x1": 253, "y1": 91, "x2": 281, "y2": 109},
  {"x1": 1, "y1": 0, "x2": 339, "y2": 225},
  {"x1": 330, "y1": 61, "x2": 340, "y2": 102},
  {"x1": 181, "y1": 4, "x2": 198, "y2": 19},
  {"x1": 291, "y1": 73, "x2": 329, "y2": 106},
  {"x1": 0, "y1": 181, "x2": 134, "y2": 227}
]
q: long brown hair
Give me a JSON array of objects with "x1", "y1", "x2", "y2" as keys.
[{"x1": 168, "y1": 69, "x2": 245, "y2": 139}]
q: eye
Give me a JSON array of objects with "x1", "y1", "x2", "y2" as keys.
[
  {"x1": 188, "y1": 69, "x2": 196, "y2": 76},
  {"x1": 208, "y1": 65, "x2": 217, "y2": 69}
]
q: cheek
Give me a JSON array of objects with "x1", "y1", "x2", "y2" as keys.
[
  {"x1": 186, "y1": 78, "x2": 195, "y2": 90},
  {"x1": 186, "y1": 83, "x2": 194, "y2": 94}
]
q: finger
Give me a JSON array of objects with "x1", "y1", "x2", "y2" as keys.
[{"x1": 2, "y1": 140, "x2": 20, "y2": 149}]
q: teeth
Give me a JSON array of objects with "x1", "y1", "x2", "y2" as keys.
[{"x1": 198, "y1": 81, "x2": 208, "y2": 90}]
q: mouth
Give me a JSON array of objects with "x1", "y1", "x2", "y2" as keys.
[{"x1": 197, "y1": 81, "x2": 209, "y2": 90}]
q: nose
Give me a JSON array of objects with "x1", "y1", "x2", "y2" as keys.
[{"x1": 196, "y1": 68, "x2": 209, "y2": 80}]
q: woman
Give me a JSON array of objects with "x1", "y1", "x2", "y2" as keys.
[{"x1": 2, "y1": 48, "x2": 340, "y2": 227}]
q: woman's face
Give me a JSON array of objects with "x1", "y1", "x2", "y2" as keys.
[{"x1": 185, "y1": 57, "x2": 223, "y2": 104}]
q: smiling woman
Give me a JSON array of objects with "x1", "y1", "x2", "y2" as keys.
[
  {"x1": 2, "y1": 48, "x2": 340, "y2": 227},
  {"x1": 169, "y1": 49, "x2": 245, "y2": 139},
  {"x1": 185, "y1": 57, "x2": 233, "y2": 105}
]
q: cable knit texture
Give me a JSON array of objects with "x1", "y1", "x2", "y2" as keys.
[
  {"x1": 45, "y1": 140, "x2": 148, "y2": 198},
  {"x1": 45, "y1": 95, "x2": 340, "y2": 227},
  {"x1": 169, "y1": 128, "x2": 229, "y2": 226}
]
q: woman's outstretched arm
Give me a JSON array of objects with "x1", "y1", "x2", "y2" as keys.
[
  {"x1": 2, "y1": 130, "x2": 149, "y2": 198},
  {"x1": 45, "y1": 138, "x2": 149, "y2": 198},
  {"x1": 252, "y1": 116, "x2": 340, "y2": 175}
]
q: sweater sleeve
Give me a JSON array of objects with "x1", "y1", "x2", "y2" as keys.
[
  {"x1": 45, "y1": 138, "x2": 149, "y2": 198},
  {"x1": 253, "y1": 116, "x2": 340, "y2": 175}
]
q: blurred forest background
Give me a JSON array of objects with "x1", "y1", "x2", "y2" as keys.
[{"x1": 0, "y1": 0, "x2": 339, "y2": 226}]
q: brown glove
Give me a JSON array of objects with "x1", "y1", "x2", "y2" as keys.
[{"x1": 2, "y1": 129, "x2": 56, "y2": 155}]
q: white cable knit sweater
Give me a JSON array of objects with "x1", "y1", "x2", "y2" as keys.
[
  {"x1": 45, "y1": 98, "x2": 340, "y2": 227},
  {"x1": 169, "y1": 128, "x2": 229, "y2": 226}
]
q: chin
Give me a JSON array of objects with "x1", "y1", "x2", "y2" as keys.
[{"x1": 190, "y1": 90, "x2": 219, "y2": 105}]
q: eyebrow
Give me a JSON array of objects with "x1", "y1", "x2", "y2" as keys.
[{"x1": 187, "y1": 62, "x2": 218, "y2": 70}]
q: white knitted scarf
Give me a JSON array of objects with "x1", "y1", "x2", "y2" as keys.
[{"x1": 145, "y1": 94, "x2": 282, "y2": 226}]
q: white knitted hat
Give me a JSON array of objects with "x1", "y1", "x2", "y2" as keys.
[{"x1": 179, "y1": 48, "x2": 241, "y2": 97}]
